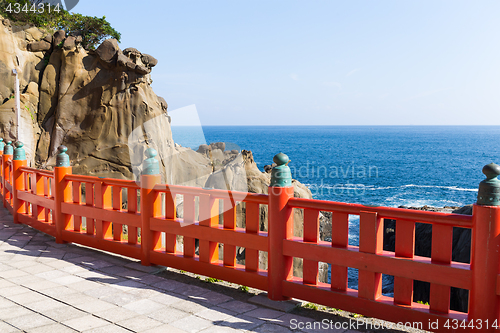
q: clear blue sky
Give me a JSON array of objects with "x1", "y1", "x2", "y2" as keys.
[{"x1": 72, "y1": 0, "x2": 499, "y2": 126}]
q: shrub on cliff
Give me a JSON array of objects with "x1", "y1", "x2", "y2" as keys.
[{"x1": 0, "y1": 0, "x2": 120, "y2": 49}]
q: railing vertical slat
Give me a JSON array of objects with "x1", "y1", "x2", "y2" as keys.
[
  {"x1": 3, "y1": 153, "x2": 12, "y2": 208},
  {"x1": 112, "y1": 186, "x2": 123, "y2": 241},
  {"x1": 95, "y1": 181, "x2": 112, "y2": 240},
  {"x1": 303, "y1": 209, "x2": 320, "y2": 285},
  {"x1": 430, "y1": 224, "x2": 453, "y2": 313},
  {"x1": 331, "y1": 212, "x2": 349, "y2": 291},
  {"x1": 394, "y1": 219, "x2": 415, "y2": 305},
  {"x1": 165, "y1": 190, "x2": 176, "y2": 252},
  {"x1": 358, "y1": 211, "x2": 383, "y2": 300},
  {"x1": 0, "y1": 154, "x2": 3, "y2": 201},
  {"x1": 44, "y1": 177, "x2": 51, "y2": 223},
  {"x1": 199, "y1": 194, "x2": 219, "y2": 263},
  {"x1": 127, "y1": 188, "x2": 138, "y2": 244},
  {"x1": 72, "y1": 181, "x2": 82, "y2": 231},
  {"x1": 245, "y1": 201, "x2": 260, "y2": 271},
  {"x1": 223, "y1": 199, "x2": 236, "y2": 267},
  {"x1": 183, "y1": 194, "x2": 196, "y2": 257},
  {"x1": 32, "y1": 173, "x2": 44, "y2": 221},
  {"x1": 85, "y1": 182, "x2": 94, "y2": 235}
]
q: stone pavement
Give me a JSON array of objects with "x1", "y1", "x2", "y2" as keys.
[{"x1": 0, "y1": 206, "x2": 414, "y2": 333}]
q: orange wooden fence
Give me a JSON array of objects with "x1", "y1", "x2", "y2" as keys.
[{"x1": 1, "y1": 144, "x2": 499, "y2": 332}]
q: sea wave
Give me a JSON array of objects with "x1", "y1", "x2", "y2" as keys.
[
  {"x1": 402, "y1": 184, "x2": 477, "y2": 192},
  {"x1": 303, "y1": 183, "x2": 477, "y2": 192}
]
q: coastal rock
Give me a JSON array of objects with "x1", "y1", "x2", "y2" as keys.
[
  {"x1": 62, "y1": 36, "x2": 76, "y2": 50},
  {"x1": 52, "y1": 30, "x2": 65, "y2": 48},
  {"x1": 141, "y1": 53, "x2": 158, "y2": 67},
  {"x1": 95, "y1": 38, "x2": 119, "y2": 64},
  {"x1": 28, "y1": 40, "x2": 51, "y2": 52}
]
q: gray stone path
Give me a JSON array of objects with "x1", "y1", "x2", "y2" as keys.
[{"x1": 0, "y1": 205, "x2": 417, "y2": 333}]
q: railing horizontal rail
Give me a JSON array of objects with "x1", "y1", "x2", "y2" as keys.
[
  {"x1": 283, "y1": 239, "x2": 471, "y2": 290},
  {"x1": 18, "y1": 214, "x2": 55, "y2": 237},
  {"x1": 61, "y1": 202, "x2": 140, "y2": 227},
  {"x1": 64, "y1": 174, "x2": 100, "y2": 182},
  {"x1": 282, "y1": 279, "x2": 468, "y2": 325},
  {"x1": 62, "y1": 230, "x2": 141, "y2": 259},
  {"x1": 150, "y1": 217, "x2": 268, "y2": 251},
  {"x1": 154, "y1": 184, "x2": 269, "y2": 204},
  {"x1": 18, "y1": 166, "x2": 54, "y2": 178},
  {"x1": 102, "y1": 178, "x2": 140, "y2": 189},
  {"x1": 289, "y1": 197, "x2": 473, "y2": 227},
  {"x1": 18, "y1": 191, "x2": 54, "y2": 210},
  {"x1": 150, "y1": 252, "x2": 268, "y2": 290}
]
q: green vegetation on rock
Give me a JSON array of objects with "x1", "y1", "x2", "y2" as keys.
[{"x1": 0, "y1": 0, "x2": 120, "y2": 49}]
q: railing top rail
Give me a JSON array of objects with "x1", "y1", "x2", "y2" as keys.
[
  {"x1": 154, "y1": 184, "x2": 269, "y2": 204},
  {"x1": 19, "y1": 166, "x2": 54, "y2": 178},
  {"x1": 289, "y1": 197, "x2": 473, "y2": 227},
  {"x1": 65, "y1": 174, "x2": 141, "y2": 189},
  {"x1": 102, "y1": 178, "x2": 140, "y2": 189},
  {"x1": 65, "y1": 174, "x2": 100, "y2": 183}
]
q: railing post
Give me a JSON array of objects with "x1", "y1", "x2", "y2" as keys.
[
  {"x1": 470, "y1": 163, "x2": 500, "y2": 331},
  {"x1": 0, "y1": 138, "x2": 4, "y2": 202},
  {"x1": 268, "y1": 152, "x2": 294, "y2": 301},
  {"x1": 140, "y1": 148, "x2": 161, "y2": 266},
  {"x1": 12, "y1": 142, "x2": 27, "y2": 223},
  {"x1": 3, "y1": 141, "x2": 13, "y2": 208},
  {"x1": 54, "y1": 146, "x2": 72, "y2": 244}
]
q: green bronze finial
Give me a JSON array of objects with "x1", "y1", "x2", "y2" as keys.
[
  {"x1": 56, "y1": 146, "x2": 70, "y2": 167},
  {"x1": 142, "y1": 147, "x2": 159, "y2": 175},
  {"x1": 477, "y1": 163, "x2": 500, "y2": 206},
  {"x1": 270, "y1": 152, "x2": 292, "y2": 187},
  {"x1": 13, "y1": 142, "x2": 25, "y2": 160},
  {"x1": 4, "y1": 141, "x2": 13, "y2": 155},
  {"x1": 0, "y1": 139, "x2": 4, "y2": 152}
]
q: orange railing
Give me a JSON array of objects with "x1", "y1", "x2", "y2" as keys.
[{"x1": 0, "y1": 147, "x2": 499, "y2": 332}]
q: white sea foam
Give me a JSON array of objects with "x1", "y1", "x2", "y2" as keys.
[{"x1": 402, "y1": 184, "x2": 477, "y2": 192}]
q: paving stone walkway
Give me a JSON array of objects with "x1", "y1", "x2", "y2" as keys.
[{"x1": 0, "y1": 205, "x2": 416, "y2": 333}]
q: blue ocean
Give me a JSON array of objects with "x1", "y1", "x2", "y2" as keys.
[{"x1": 173, "y1": 126, "x2": 500, "y2": 290}]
